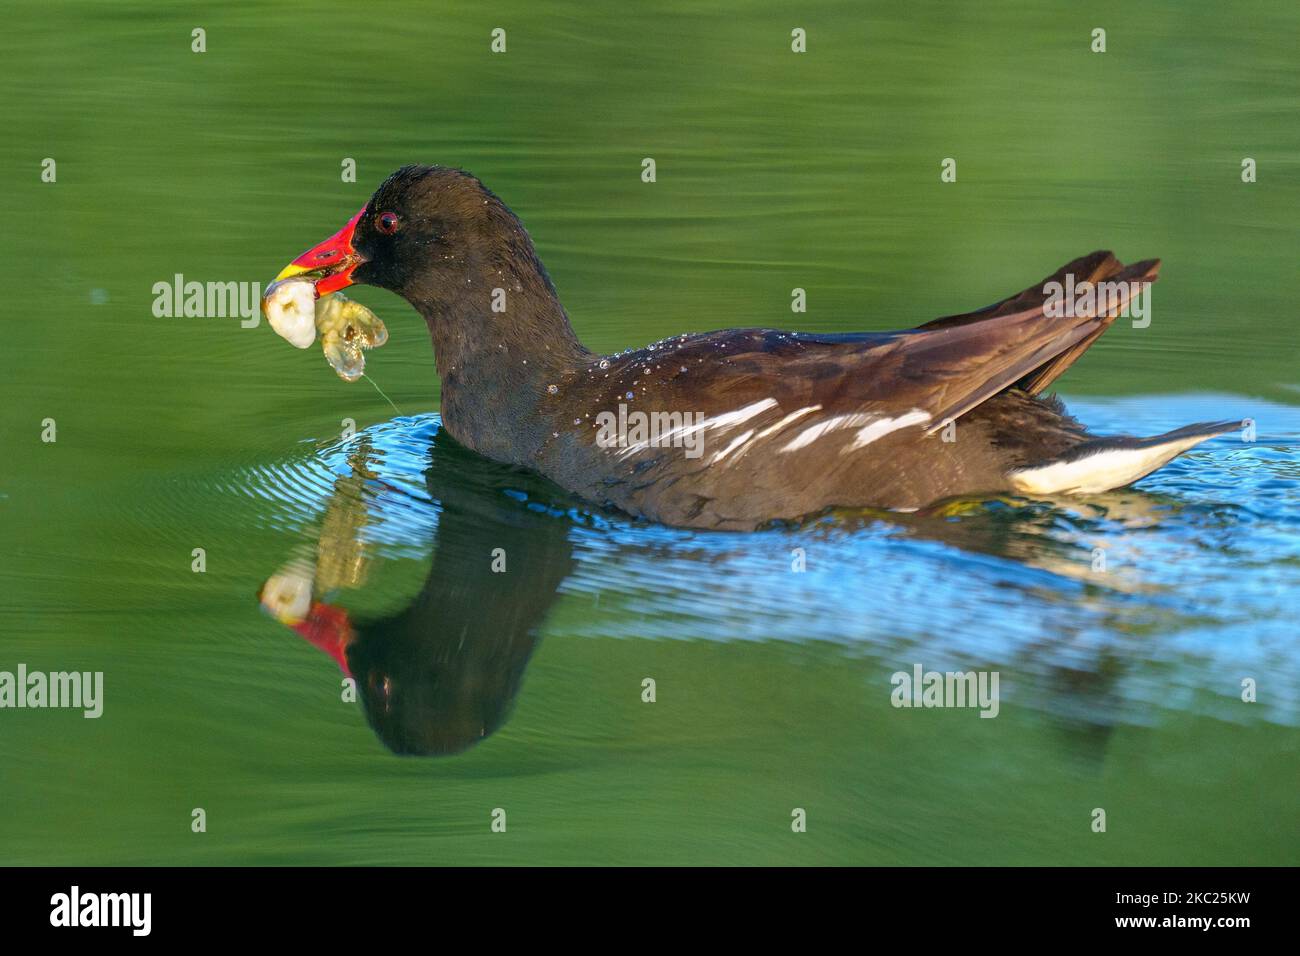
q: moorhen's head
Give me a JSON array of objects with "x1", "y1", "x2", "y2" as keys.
[{"x1": 275, "y1": 164, "x2": 560, "y2": 323}]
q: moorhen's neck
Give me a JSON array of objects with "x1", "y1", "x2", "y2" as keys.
[{"x1": 414, "y1": 250, "x2": 591, "y2": 466}]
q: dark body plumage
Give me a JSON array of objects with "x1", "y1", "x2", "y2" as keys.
[{"x1": 323, "y1": 165, "x2": 1234, "y2": 530}]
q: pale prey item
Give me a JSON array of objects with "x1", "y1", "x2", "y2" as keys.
[
  {"x1": 261, "y1": 279, "x2": 388, "y2": 381},
  {"x1": 258, "y1": 556, "x2": 315, "y2": 625},
  {"x1": 315, "y1": 292, "x2": 388, "y2": 382},
  {"x1": 261, "y1": 277, "x2": 317, "y2": 348}
]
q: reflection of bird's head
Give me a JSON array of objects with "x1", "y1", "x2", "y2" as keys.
[
  {"x1": 345, "y1": 632, "x2": 529, "y2": 757},
  {"x1": 259, "y1": 425, "x2": 577, "y2": 758},
  {"x1": 259, "y1": 563, "x2": 357, "y2": 677}
]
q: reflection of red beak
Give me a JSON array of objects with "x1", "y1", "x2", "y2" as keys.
[
  {"x1": 291, "y1": 602, "x2": 356, "y2": 678},
  {"x1": 275, "y1": 207, "x2": 366, "y2": 296}
]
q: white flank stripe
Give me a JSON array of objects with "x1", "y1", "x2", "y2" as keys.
[
  {"x1": 704, "y1": 398, "x2": 779, "y2": 431},
  {"x1": 710, "y1": 430, "x2": 754, "y2": 464},
  {"x1": 780, "y1": 413, "x2": 875, "y2": 453},
  {"x1": 614, "y1": 398, "x2": 778, "y2": 459},
  {"x1": 751, "y1": 405, "x2": 822, "y2": 442},
  {"x1": 843, "y1": 408, "x2": 932, "y2": 452},
  {"x1": 721, "y1": 405, "x2": 825, "y2": 464}
]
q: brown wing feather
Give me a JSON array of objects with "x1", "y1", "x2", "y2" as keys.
[
  {"x1": 568, "y1": 252, "x2": 1162, "y2": 521},
  {"x1": 548, "y1": 253, "x2": 1172, "y2": 527},
  {"x1": 591, "y1": 252, "x2": 1161, "y2": 447}
]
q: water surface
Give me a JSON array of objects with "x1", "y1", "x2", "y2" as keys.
[{"x1": 1, "y1": 0, "x2": 1297, "y2": 865}]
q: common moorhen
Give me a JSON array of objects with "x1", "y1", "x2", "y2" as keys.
[{"x1": 275, "y1": 165, "x2": 1237, "y2": 530}]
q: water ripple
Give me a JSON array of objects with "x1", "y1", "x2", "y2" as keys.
[{"x1": 236, "y1": 394, "x2": 1300, "y2": 729}]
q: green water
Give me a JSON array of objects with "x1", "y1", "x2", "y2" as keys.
[{"x1": 1, "y1": 1, "x2": 1297, "y2": 865}]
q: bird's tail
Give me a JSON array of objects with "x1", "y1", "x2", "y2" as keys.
[
  {"x1": 920, "y1": 250, "x2": 1161, "y2": 395},
  {"x1": 1007, "y1": 419, "x2": 1241, "y2": 496}
]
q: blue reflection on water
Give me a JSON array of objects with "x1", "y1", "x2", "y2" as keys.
[{"x1": 250, "y1": 394, "x2": 1299, "y2": 729}]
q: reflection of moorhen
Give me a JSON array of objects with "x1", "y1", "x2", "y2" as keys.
[{"x1": 262, "y1": 429, "x2": 576, "y2": 756}]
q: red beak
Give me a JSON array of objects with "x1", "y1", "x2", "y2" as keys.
[{"x1": 275, "y1": 207, "x2": 367, "y2": 296}]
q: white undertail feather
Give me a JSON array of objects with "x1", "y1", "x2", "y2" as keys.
[{"x1": 1008, "y1": 429, "x2": 1231, "y2": 496}]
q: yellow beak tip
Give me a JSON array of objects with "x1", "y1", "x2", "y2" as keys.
[{"x1": 275, "y1": 263, "x2": 311, "y2": 282}]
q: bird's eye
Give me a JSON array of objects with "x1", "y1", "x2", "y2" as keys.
[{"x1": 377, "y1": 211, "x2": 400, "y2": 235}]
